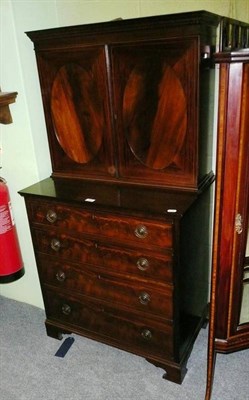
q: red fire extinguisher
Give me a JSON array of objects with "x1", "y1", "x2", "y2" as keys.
[{"x1": 0, "y1": 177, "x2": 24, "y2": 283}]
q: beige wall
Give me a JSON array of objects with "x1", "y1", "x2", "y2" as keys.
[{"x1": 1, "y1": 0, "x2": 249, "y2": 309}]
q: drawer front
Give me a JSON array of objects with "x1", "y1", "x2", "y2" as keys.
[
  {"x1": 28, "y1": 200, "x2": 173, "y2": 248},
  {"x1": 38, "y1": 256, "x2": 173, "y2": 320},
  {"x1": 43, "y1": 289, "x2": 174, "y2": 359},
  {"x1": 33, "y1": 229, "x2": 100, "y2": 263},
  {"x1": 33, "y1": 230, "x2": 172, "y2": 283}
]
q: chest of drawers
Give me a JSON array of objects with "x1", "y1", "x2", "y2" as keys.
[
  {"x1": 35, "y1": 201, "x2": 174, "y2": 355},
  {"x1": 20, "y1": 176, "x2": 212, "y2": 384}
]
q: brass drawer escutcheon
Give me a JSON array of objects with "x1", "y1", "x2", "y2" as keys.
[
  {"x1": 46, "y1": 209, "x2": 57, "y2": 223},
  {"x1": 50, "y1": 238, "x2": 61, "y2": 252},
  {"x1": 137, "y1": 257, "x2": 150, "y2": 271},
  {"x1": 56, "y1": 271, "x2": 66, "y2": 282},
  {"x1": 61, "y1": 304, "x2": 71, "y2": 315},
  {"x1": 139, "y1": 291, "x2": 151, "y2": 305},
  {"x1": 134, "y1": 225, "x2": 148, "y2": 239},
  {"x1": 141, "y1": 329, "x2": 152, "y2": 341}
]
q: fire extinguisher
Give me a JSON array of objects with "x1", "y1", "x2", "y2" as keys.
[{"x1": 0, "y1": 177, "x2": 24, "y2": 283}]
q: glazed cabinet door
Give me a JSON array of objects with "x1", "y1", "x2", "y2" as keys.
[
  {"x1": 240, "y1": 225, "x2": 249, "y2": 325},
  {"x1": 214, "y1": 60, "x2": 249, "y2": 344},
  {"x1": 110, "y1": 38, "x2": 199, "y2": 188},
  {"x1": 230, "y1": 62, "x2": 249, "y2": 335},
  {"x1": 205, "y1": 52, "x2": 249, "y2": 400},
  {"x1": 35, "y1": 47, "x2": 116, "y2": 179}
]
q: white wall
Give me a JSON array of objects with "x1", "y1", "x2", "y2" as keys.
[{"x1": 1, "y1": 0, "x2": 249, "y2": 309}]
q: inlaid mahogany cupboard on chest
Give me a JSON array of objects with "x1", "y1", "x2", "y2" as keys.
[{"x1": 20, "y1": 11, "x2": 249, "y2": 384}]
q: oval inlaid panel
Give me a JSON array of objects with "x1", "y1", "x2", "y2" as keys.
[
  {"x1": 51, "y1": 63, "x2": 103, "y2": 164},
  {"x1": 123, "y1": 63, "x2": 187, "y2": 170}
]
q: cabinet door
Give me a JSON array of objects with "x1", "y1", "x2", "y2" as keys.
[
  {"x1": 36, "y1": 47, "x2": 115, "y2": 179},
  {"x1": 239, "y1": 222, "x2": 249, "y2": 325},
  {"x1": 110, "y1": 38, "x2": 199, "y2": 188},
  {"x1": 230, "y1": 62, "x2": 249, "y2": 333},
  {"x1": 214, "y1": 60, "x2": 249, "y2": 344}
]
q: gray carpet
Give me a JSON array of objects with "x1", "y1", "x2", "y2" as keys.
[{"x1": 0, "y1": 295, "x2": 248, "y2": 400}]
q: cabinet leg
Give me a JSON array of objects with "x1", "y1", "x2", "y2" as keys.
[
  {"x1": 146, "y1": 358, "x2": 187, "y2": 384},
  {"x1": 201, "y1": 318, "x2": 209, "y2": 329},
  {"x1": 45, "y1": 320, "x2": 72, "y2": 340},
  {"x1": 162, "y1": 364, "x2": 187, "y2": 384},
  {"x1": 205, "y1": 349, "x2": 217, "y2": 400}
]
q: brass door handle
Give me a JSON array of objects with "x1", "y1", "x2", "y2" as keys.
[{"x1": 235, "y1": 213, "x2": 243, "y2": 234}]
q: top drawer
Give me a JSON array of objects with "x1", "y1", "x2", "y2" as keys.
[{"x1": 26, "y1": 199, "x2": 173, "y2": 248}]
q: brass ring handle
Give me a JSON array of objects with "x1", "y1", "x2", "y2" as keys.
[
  {"x1": 139, "y1": 291, "x2": 151, "y2": 305},
  {"x1": 51, "y1": 238, "x2": 61, "y2": 251},
  {"x1": 137, "y1": 257, "x2": 149, "y2": 271},
  {"x1": 46, "y1": 210, "x2": 57, "y2": 223},
  {"x1": 61, "y1": 304, "x2": 71, "y2": 315},
  {"x1": 134, "y1": 225, "x2": 148, "y2": 239},
  {"x1": 141, "y1": 329, "x2": 152, "y2": 341},
  {"x1": 56, "y1": 271, "x2": 66, "y2": 282}
]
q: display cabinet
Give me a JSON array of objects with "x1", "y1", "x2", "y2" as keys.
[{"x1": 205, "y1": 49, "x2": 249, "y2": 399}]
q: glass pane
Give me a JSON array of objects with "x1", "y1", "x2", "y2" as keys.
[
  {"x1": 246, "y1": 227, "x2": 249, "y2": 257},
  {"x1": 239, "y1": 224, "x2": 249, "y2": 325}
]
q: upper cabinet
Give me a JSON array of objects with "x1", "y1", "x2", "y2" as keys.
[
  {"x1": 26, "y1": 12, "x2": 249, "y2": 191},
  {"x1": 27, "y1": 11, "x2": 222, "y2": 190}
]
